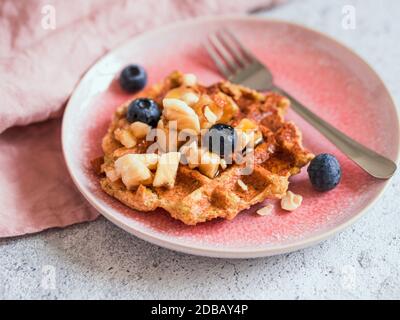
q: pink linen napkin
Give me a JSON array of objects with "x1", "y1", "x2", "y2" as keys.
[{"x1": 0, "y1": 0, "x2": 281, "y2": 237}]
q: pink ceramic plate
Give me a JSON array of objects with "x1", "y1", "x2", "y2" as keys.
[{"x1": 62, "y1": 16, "x2": 399, "y2": 258}]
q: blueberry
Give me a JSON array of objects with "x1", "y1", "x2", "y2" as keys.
[
  {"x1": 119, "y1": 64, "x2": 147, "y2": 93},
  {"x1": 126, "y1": 98, "x2": 161, "y2": 127},
  {"x1": 204, "y1": 124, "x2": 237, "y2": 157},
  {"x1": 307, "y1": 153, "x2": 341, "y2": 191}
]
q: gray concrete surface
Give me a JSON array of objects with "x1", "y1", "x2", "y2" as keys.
[{"x1": 1, "y1": 0, "x2": 399, "y2": 299}]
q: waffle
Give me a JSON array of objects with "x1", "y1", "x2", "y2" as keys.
[{"x1": 96, "y1": 71, "x2": 313, "y2": 225}]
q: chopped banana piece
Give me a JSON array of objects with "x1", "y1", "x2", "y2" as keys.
[
  {"x1": 153, "y1": 152, "x2": 181, "y2": 188},
  {"x1": 130, "y1": 153, "x2": 159, "y2": 170},
  {"x1": 130, "y1": 121, "x2": 151, "y2": 139},
  {"x1": 180, "y1": 141, "x2": 201, "y2": 169},
  {"x1": 115, "y1": 154, "x2": 152, "y2": 189},
  {"x1": 237, "y1": 179, "x2": 248, "y2": 191},
  {"x1": 198, "y1": 151, "x2": 220, "y2": 178},
  {"x1": 163, "y1": 98, "x2": 200, "y2": 133},
  {"x1": 281, "y1": 191, "x2": 303, "y2": 211},
  {"x1": 114, "y1": 128, "x2": 137, "y2": 148}
]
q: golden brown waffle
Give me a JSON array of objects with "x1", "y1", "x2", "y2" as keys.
[{"x1": 97, "y1": 72, "x2": 313, "y2": 225}]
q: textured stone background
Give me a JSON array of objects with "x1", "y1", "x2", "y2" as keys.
[{"x1": 1, "y1": 0, "x2": 399, "y2": 299}]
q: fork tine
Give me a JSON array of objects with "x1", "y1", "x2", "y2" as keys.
[
  {"x1": 222, "y1": 29, "x2": 258, "y2": 63},
  {"x1": 217, "y1": 30, "x2": 248, "y2": 67},
  {"x1": 209, "y1": 33, "x2": 240, "y2": 72},
  {"x1": 204, "y1": 42, "x2": 231, "y2": 78}
]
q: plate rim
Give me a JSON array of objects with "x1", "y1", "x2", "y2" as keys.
[{"x1": 62, "y1": 14, "x2": 400, "y2": 258}]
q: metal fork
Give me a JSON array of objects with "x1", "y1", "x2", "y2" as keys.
[{"x1": 205, "y1": 29, "x2": 397, "y2": 179}]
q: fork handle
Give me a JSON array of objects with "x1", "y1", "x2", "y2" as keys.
[{"x1": 273, "y1": 86, "x2": 397, "y2": 179}]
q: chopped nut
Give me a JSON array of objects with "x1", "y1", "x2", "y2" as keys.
[
  {"x1": 256, "y1": 204, "x2": 273, "y2": 216},
  {"x1": 105, "y1": 168, "x2": 120, "y2": 182},
  {"x1": 281, "y1": 191, "x2": 303, "y2": 211},
  {"x1": 192, "y1": 94, "x2": 223, "y2": 128},
  {"x1": 204, "y1": 106, "x2": 217, "y2": 124},
  {"x1": 182, "y1": 73, "x2": 197, "y2": 87},
  {"x1": 220, "y1": 159, "x2": 227, "y2": 170},
  {"x1": 237, "y1": 179, "x2": 248, "y2": 191},
  {"x1": 114, "y1": 128, "x2": 137, "y2": 148},
  {"x1": 236, "y1": 118, "x2": 258, "y2": 131},
  {"x1": 115, "y1": 105, "x2": 127, "y2": 116},
  {"x1": 198, "y1": 151, "x2": 220, "y2": 178},
  {"x1": 214, "y1": 92, "x2": 239, "y2": 123},
  {"x1": 278, "y1": 97, "x2": 290, "y2": 109},
  {"x1": 236, "y1": 118, "x2": 263, "y2": 148},
  {"x1": 130, "y1": 121, "x2": 151, "y2": 139}
]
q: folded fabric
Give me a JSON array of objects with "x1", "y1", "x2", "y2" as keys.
[{"x1": 0, "y1": 0, "x2": 280, "y2": 237}]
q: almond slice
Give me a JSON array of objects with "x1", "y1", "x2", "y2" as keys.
[
  {"x1": 153, "y1": 152, "x2": 181, "y2": 188},
  {"x1": 237, "y1": 179, "x2": 248, "y2": 191},
  {"x1": 192, "y1": 94, "x2": 223, "y2": 129},
  {"x1": 281, "y1": 191, "x2": 303, "y2": 211},
  {"x1": 204, "y1": 106, "x2": 217, "y2": 125},
  {"x1": 220, "y1": 159, "x2": 227, "y2": 170}
]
